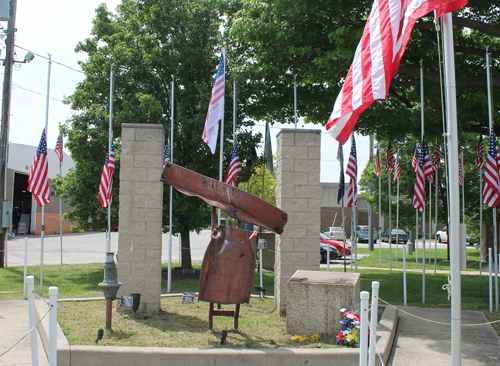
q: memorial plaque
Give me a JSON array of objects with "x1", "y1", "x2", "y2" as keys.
[
  {"x1": 120, "y1": 296, "x2": 133, "y2": 307},
  {"x1": 257, "y1": 238, "x2": 267, "y2": 250},
  {"x1": 182, "y1": 292, "x2": 196, "y2": 304}
]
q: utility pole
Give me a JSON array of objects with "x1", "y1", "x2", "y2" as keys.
[{"x1": 0, "y1": 0, "x2": 17, "y2": 267}]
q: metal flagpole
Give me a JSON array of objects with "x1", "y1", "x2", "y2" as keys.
[
  {"x1": 218, "y1": 50, "x2": 226, "y2": 226},
  {"x1": 486, "y1": 51, "x2": 499, "y2": 311},
  {"x1": 396, "y1": 150, "x2": 400, "y2": 262},
  {"x1": 435, "y1": 164, "x2": 439, "y2": 274},
  {"x1": 294, "y1": 75, "x2": 297, "y2": 129},
  {"x1": 342, "y1": 197, "x2": 346, "y2": 272},
  {"x1": 443, "y1": 13, "x2": 462, "y2": 364},
  {"x1": 479, "y1": 162, "x2": 483, "y2": 277},
  {"x1": 429, "y1": 179, "x2": 432, "y2": 264},
  {"x1": 168, "y1": 76, "x2": 174, "y2": 293},
  {"x1": 420, "y1": 60, "x2": 426, "y2": 303},
  {"x1": 40, "y1": 54, "x2": 52, "y2": 296},
  {"x1": 388, "y1": 170, "x2": 392, "y2": 271},
  {"x1": 416, "y1": 210, "x2": 419, "y2": 265},
  {"x1": 378, "y1": 143, "x2": 382, "y2": 265},
  {"x1": 106, "y1": 66, "x2": 114, "y2": 255},
  {"x1": 461, "y1": 151, "x2": 465, "y2": 223},
  {"x1": 59, "y1": 123, "x2": 63, "y2": 265}
]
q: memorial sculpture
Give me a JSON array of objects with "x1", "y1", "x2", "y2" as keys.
[{"x1": 161, "y1": 162, "x2": 287, "y2": 329}]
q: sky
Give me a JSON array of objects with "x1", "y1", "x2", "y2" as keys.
[{"x1": 3, "y1": 0, "x2": 370, "y2": 183}]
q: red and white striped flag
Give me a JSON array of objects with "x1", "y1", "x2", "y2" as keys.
[
  {"x1": 54, "y1": 134, "x2": 63, "y2": 167},
  {"x1": 476, "y1": 135, "x2": 485, "y2": 169},
  {"x1": 374, "y1": 147, "x2": 381, "y2": 177},
  {"x1": 98, "y1": 142, "x2": 115, "y2": 208},
  {"x1": 223, "y1": 140, "x2": 242, "y2": 186},
  {"x1": 433, "y1": 142, "x2": 441, "y2": 171},
  {"x1": 394, "y1": 154, "x2": 400, "y2": 181},
  {"x1": 326, "y1": 0, "x2": 468, "y2": 144},
  {"x1": 421, "y1": 139, "x2": 434, "y2": 183},
  {"x1": 346, "y1": 136, "x2": 357, "y2": 208},
  {"x1": 483, "y1": 127, "x2": 500, "y2": 208},
  {"x1": 28, "y1": 129, "x2": 50, "y2": 207},
  {"x1": 458, "y1": 158, "x2": 463, "y2": 186},
  {"x1": 412, "y1": 144, "x2": 419, "y2": 172},
  {"x1": 202, "y1": 51, "x2": 225, "y2": 154},
  {"x1": 386, "y1": 141, "x2": 394, "y2": 173},
  {"x1": 413, "y1": 139, "x2": 434, "y2": 212}
]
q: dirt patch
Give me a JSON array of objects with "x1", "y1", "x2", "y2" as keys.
[{"x1": 162, "y1": 267, "x2": 200, "y2": 280}]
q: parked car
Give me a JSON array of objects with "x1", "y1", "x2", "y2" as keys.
[
  {"x1": 436, "y1": 227, "x2": 475, "y2": 245},
  {"x1": 325, "y1": 227, "x2": 346, "y2": 241},
  {"x1": 320, "y1": 242, "x2": 339, "y2": 263},
  {"x1": 320, "y1": 233, "x2": 351, "y2": 259},
  {"x1": 356, "y1": 225, "x2": 378, "y2": 243},
  {"x1": 381, "y1": 229, "x2": 409, "y2": 244}
]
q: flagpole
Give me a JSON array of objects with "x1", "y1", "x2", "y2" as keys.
[
  {"x1": 396, "y1": 150, "x2": 400, "y2": 263},
  {"x1": 443, "y1": 13, "x2": 462, "y2": 364},
  {"x1": 106, "y1": 66, "x2": 114, "y2": 256},
  {"x1": 40, "y1": 54, "x2": 52, "y2": 296},
  {"x1": 218, "y1": 50, "x2": 226, "y2": 226},
  {"x1": 435, "y1": 157, "x2": 439, "y2": 275},
  {"x1": 294, "y1": 75, "x2": 297, "y2": 129},
  {"x1": 461, "y1": 151, "x2": 464, "y2": 223},
  {"x1": 388, "y1": 168, "x2": 392, "y2": 271},
  {"x1": 479, "y1": 162, "x2": 483, "y2": 277},
  {"x1": 59, "y1": 123, "x2": 63, "y2": 265},
  {"x1": 486, "y1": 50, "x2": 499, "y2": 312},
  {"x1": 420, "y1": 60, "x2": 426, "y2": 304},
  {"x1": 378, "y1": 142, "x2": 382, "y2": 265},
  {"x1": 233, "y1": 79, "x2": 236, "y2": 139},
  {"x1": 429, "y1": 179, "x2": 432, "y2": 264},
  {"x1": 168, "y1": 75, "x2": 174, "y2": 293}
]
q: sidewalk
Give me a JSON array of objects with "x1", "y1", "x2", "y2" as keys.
[
  {"x1": 388, "y1": 306, "x2": 500, "y2": 366},
  {"x1": 0, "y1": 300, "x2": 48, "y2": 366}
]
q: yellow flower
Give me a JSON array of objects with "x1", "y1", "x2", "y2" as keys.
[
  {"x1": 292, "y1": 334, "x2": 302, "y2": 341},
  {"x1": 299, "y1": 335, "x2": 309, "y2": 342},
  {"x1": 311, "y1": 334, "x2": 320, "y2": 341}
]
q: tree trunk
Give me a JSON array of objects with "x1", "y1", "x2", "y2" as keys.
[{"x1": 181, "y1": 229, "x2": 192, "y2": 270}]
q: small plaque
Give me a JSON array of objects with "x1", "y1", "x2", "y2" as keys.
[
  {"x1": 182, "y1": 292, "x2": 196, "y2": 304},
  {"x1": 257, "y1": 238, "x2": 267, "y2": 250},
  {"x1": 120, "y1": 296, "x2": 133, "y2": 307}
]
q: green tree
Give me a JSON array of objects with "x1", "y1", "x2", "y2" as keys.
[
  {"x1": 54, "y1": 0, "x2": 262, "y2": 269},
  {"x1": 238, "y1": 163, "x2": 276, "y2": 205}
]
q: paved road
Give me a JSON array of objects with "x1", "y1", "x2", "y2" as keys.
[{"x1": 4, "y1": 230, "x2": 212, "y2": 267}]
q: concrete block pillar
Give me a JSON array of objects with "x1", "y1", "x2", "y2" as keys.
[
  {"x1": 275, "y1": 129, "x2": 321, "y2": 313},
  {"x1": 117, "y1": 124, "x2": 164, "y2": 315}
]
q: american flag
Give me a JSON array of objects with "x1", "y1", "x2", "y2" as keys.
[
  {"x1": 413, "y1": 140, "x2": 431, "y2": 212},
  {"x1": 412, "y1": 144, "x2": 419, "y2": 172},
  {"x1": 346, "y1": 136, "x2": 357, "y2": 208},
  {"x1": 325, "y1": 0, "x2": 468, "y2": 144},
  {"x1": 386, "y1": 141, "x2": 394, "y2": 173},
  {"x1": 476, "y1": 135, "x2": 485, "y2": 169},
  {"x1": 458, "y1": 158, "x2": 463, "y2": 186},
  {"x1": 483, "y1": 127, "x2": 500, "y2": 208},
  {"x1": 433, "y1": 142, "x2": 441, "y2": 171},
  {"x1": 394, "y1": 154, "x2": 400, "y2": 181},
  {"x1": 163, "y1": 140, "x2": 170, "y2": 168},
  {"x1": 374, "y1": 147, "x2": 380, "y2": 178},
  {"x1": 420, "y1": 139, "x2": 434, "y2": 182},
  {"x1": 54, "y1": 134, "x2": 63, "y2": 167},
  {"x1": 223, "y1": 140, "x2": 242, "y2": 186},
  {"x1": 28, "y1": 129, "x2": 50, "y2": 207},
  {"x1": 98, "y1": 142, "x2": 115, "y2": 208},
  {"x1": 202, "y1": 51, "x2": 225, "y2": 154}
]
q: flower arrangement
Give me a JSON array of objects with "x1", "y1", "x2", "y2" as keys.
[{"x1": 335, "y1": 308, "x2": 361, "y2": 347}]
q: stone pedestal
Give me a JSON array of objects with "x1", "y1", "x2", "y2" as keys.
[
  {"x1": 286, "y1": 270, "x2": 360, "y2": 341},
  {"x1": 275, "y1": 129, "x2": 321, "y2": 313},
  {"x1": 116, "y1": 124, "x2": 164, "y2": 315}
]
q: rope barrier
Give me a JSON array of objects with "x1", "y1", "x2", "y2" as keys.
[
  {"x1": 0, "y1": 306, "x2": 52, "y2": 358},
  {"x1": 364, "y1": 311, "x2": 385, "y2": 366},
  {"x1": 0, "y1": 291, "x2": 23, "y2": 294},
  {"x1": 379, "y1": 298, "x2": 500, "y2": 327},
  {"x1": 34, "y1": 293, "x2": 49, "y2": 304}
]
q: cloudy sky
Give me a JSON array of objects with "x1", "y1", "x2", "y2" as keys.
[{"x1": 4, "y1": 0, "x2": 370, "y2": 183}]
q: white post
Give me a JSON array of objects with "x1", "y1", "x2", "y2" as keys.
[
  {"x1": 26, "y1": 276, "x2": 39, "y2": 366},
  {"x1": 359, "y1": 291, "x2": 369, "y2": 366},
  {"x1": 259, "y1": 248, "x2": 263, "y2": 292},
  {"x1": 368, "y1": 281, "x2": 380, "y2": 366},
  {"x1": 443, "y1": 13, "x2": 462, "y2": 364},
  {"x1": 49, "y1": 286, "x2": 58, "y2": 366},
  {"x1": 327, "y1": 244, "x2": 330, "y2": 272},
  {"x1": 168, "y1": 76, "x2": 174, "y2": 293},
  {"x1": 403, "y1": 244, "x2": 407, "y2": 306},
  {"x1": 460, "y1": 223, "x2": 467, "y2": 271},
  {"x1": 23, "y1": 237, "x2": 28, "y2": 299},
  {"x1": 461, "y1": 151, "x2": 465, "y2": 224},
  {"x1": 489, "y1": 248, "x2": 493, "y2": 312}
]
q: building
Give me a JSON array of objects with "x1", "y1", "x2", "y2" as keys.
[{"x1": 6, "y1": 142, "x2": 75, "y2": 235}]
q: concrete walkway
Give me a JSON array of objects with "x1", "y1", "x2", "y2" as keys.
[{"x1": 0, "y1": 300, "x2": 48, "y2": 366}]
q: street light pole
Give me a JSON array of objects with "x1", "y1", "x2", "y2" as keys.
[{"x1": 0, "y1": 0, "x2": 17, "y2": 268}]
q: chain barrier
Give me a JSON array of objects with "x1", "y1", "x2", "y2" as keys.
[
  {"x1": 0, "y1": 305, "x2": 52, "y2": 358},
  {"x1": 34, "y1": 292, "x2": 49, "y2": 304},
  {"x1": 379, "y1": 298, "x2": 500, "y2": 327},
  {"x1": 364, "y1": 311, "x2": 385, "y2": 366}
]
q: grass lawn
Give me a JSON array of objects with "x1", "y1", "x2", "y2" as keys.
[{"x1": 1, "y1": 252, "x2": 498, "y2": 346}]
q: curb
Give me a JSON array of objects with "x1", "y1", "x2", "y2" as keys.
[{"x1": 35, "y1": 300, "x2": 398, "y2": 366}]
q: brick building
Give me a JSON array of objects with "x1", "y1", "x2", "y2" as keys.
[{"x1": 6, "y1": 143, "x2": 75, "y2": 235}]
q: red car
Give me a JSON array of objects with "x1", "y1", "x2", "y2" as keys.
[{"x1": 320, "y1": 233, "x2": 351, "y2": 258}]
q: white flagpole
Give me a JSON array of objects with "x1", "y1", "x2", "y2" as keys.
[
  {"x1": 396, "y1": 150, "x2": 400, "y2": 263},
  {"x1": 443, "y1": 13, "x2": 462, "y2": 364},
  {"x1": 486, "y1": 51, "x2": 499, "y2": 312},
  {"x1": 59, "y1": 123, "x2": 63, "y2": 265},
  {"x1": 388, "y1": 169, "x2": 392, "y2": 271},
  {"x1": 40, "y1": 54, "x2": 52, "y2": 296},
  {"x1": 378, "y1": 143, "x2": 382, "y2": 265},
  {"x1": 429, "y1": 179, "x2": 432, "y2": 264},
  {"x1": 168, "y1": 76, "x2": 174, "y2": 293},
  {"x1": 435, "y1": 163, "x2": 439, "y2": 275},
  {"x1": 218, "y1": 50, "x2": 226, "y2": 226},
  {"x1": 420, "y1": 60, "x2": 426, "y2": 304},
  {"x1": 294, "y1": 75, "x2": 297, "y2": 129},
  {"x1": 415, "y1": 210, "x2": 419, "y2": 265},
  {"x1": 106, "y1": 66, "x2": 114, "y2": 255},
  {"x1": 479, "y1": 163, "x2": 483, "y2": 277},
  {"x1": 461, "y1": 151, "x2": 465, "y2": 223}
]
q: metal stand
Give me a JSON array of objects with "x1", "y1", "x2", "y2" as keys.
[{"x1": 209, "y1": 303, "x2": 240, "y2": 330}]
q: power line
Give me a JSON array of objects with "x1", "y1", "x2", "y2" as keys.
[
  {"x1": 11, "y1": 83, "x2": 64, "y2": 103},
  {"x1": 14, "y1": 45, "x2": 84, "y2": 74}
]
